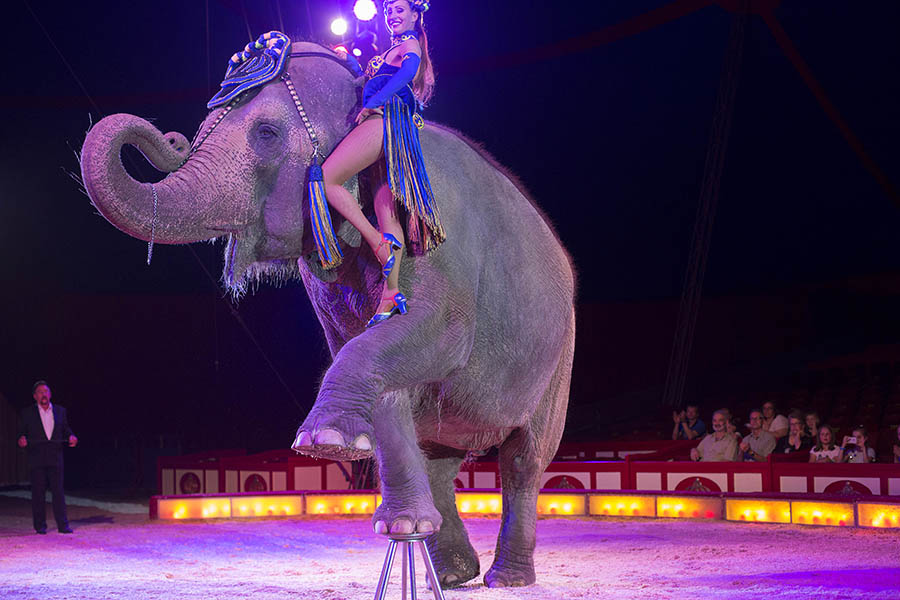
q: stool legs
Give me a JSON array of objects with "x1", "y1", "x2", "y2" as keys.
[
  {"x1": 418, "y1": 541, "x2": 440, "y2": 595},
  {"x1": 373, "y1": 534, "x2": 445, "y2": 600}
]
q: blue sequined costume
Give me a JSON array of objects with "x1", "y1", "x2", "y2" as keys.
[{"x1": 358, "y1": 37, "x2": 445, "y2": 254}]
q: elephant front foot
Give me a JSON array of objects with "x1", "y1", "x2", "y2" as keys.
[
  {"x1": 372, "y1": 497, "x2": 443, "y2": 536},
  {"x1": 484, "y1": 556, "x2": 536, "y2": 588},
  {"x1": 426, "y1": 522, "x2": 480, "y2": 588},
  {"x1": 292, "y1": 408, "x2": 374, "y2": 461}
]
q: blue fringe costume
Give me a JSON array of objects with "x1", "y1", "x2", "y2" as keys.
[{"x1": 358, "y1": 34, "x2": 445, "y2": 255}]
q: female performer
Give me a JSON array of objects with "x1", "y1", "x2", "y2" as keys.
[{"x1": 321, "y1": 0, "x2": 443, "y2": 327}]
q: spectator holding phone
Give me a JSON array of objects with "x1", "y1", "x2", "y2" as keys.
[
  {"x1": 841, "y1": 426, "x2": 875, "y2": 463},
  {"x1": 809, "y1": 424, "x2": 841, "y2": 463}
]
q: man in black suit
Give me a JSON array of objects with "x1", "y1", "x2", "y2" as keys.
[{"x1": 17, "y1": 381, "x2": 78, "y2": 534}]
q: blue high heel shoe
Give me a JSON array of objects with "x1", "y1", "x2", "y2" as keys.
[
  {"x1": 365, "y1": 291, "x2": 409, "y2": 328},
  {"x1": 375, "y1": 233, "x2": 403, "y2": 279}
]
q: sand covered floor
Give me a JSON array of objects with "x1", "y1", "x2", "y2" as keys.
[{"x1": 1, "y1": 496, "x2": 899, "y2": 599}]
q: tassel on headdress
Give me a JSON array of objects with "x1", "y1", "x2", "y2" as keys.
[{"x1": 307, "y1": 156, "x2": 343, "y2": 269}]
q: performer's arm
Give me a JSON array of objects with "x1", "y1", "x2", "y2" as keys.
[
  {"x1": 363, "y1": 52, "x2": 421, "y2": 109},
  {"x1": 346, "y1": 56, "x2": 364, "y2": 77}
]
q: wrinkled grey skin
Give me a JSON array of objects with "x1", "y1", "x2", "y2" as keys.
[{"x1": 80, "y1": 42, "x2": 575, "y2": 588}]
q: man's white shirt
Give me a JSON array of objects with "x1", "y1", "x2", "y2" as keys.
[{"x1": 38, "y1": 403, "x2": 54, "y2": 441}]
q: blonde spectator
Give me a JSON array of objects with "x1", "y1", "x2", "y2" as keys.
[
  {"x1": 809, "y1": 425, "x2": 841, "y2": 463},
  {"x1": 804, "y1": 411, "x2": 820, "y2": 440}
]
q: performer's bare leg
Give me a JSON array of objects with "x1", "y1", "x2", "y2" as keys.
[
  {"x1": 374, "y1": 181, "x2": 404, "y2": 312},
  {"x1": 322, "y1": 117, "x2": 385, "y2": 252},
  {"x1": 322, "y1": 117, "x2": 404, "y2": 309}
]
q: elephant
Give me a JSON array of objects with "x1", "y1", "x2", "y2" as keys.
[{"x1": 80, "y1": 40, "x2": 575, "y2": 588}]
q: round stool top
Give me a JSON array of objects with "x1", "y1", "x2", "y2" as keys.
[{"x1": 386, "y1": 532, "x2": 432, "y2": 542}]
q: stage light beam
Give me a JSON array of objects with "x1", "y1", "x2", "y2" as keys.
[
  {"x1": 331, "y1": 18, "x2": 349, "y2": 36},
  {"x1": 353, "y1": 0, "x2": 378, "y2": 21}
]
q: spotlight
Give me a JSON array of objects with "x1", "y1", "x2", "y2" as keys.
[
  {"x1": 330, "y1": 17, "x2": 349, "y2": 36},
  {"x1": 352, "y1": 48, "x2": 362, "y2": 57},
  {"x1": 334, "y1": 44, "x2": 349, "y2": 54},
  {"x1": 353, "y1": 0, "x2": 378, "y2": 21}
]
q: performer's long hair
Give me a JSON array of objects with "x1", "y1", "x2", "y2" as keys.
[{"x1": 411, "y1": 10, "x2": 435, "y2": 105}]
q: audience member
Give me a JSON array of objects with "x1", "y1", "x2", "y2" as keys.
[
  {"x1": 672, "y1": 404, "x2": 706, "y2": 440},
  {"x1": 718, "y1": 407, "x2": 741, "y2": 440},
  {"x1": 761, "y1": 401, "x2": 789, "y2": 440},
  {"x1": 776, "y1": 411, "x2": 814, "y2": 454},
  {"x1": 690, "y1": 410, "x2": 738, "y2": 462},
  {"x1": 841, "y1": 426, "x2": 875, "y2": 463},
  {"x1": 804, "y1": 411, "x2": 821, "y2": 440},
  {"x1": 739, "y1": 409, "x2": 776, "y2": 462},
  {"x1": 893, "y1": 424, "x2": 900, "y2": 464},
  {"x1": 809, "y1": 424, "x2": 841, "y2": 463}
]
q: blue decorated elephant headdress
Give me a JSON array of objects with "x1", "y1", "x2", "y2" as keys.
[{"x1": 207, "y1": 32, "x2": 291, "y2": 109}]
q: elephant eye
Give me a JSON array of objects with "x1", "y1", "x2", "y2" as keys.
[{"x1": 257, "y1": 124, "x2": 279, "y2": 140}]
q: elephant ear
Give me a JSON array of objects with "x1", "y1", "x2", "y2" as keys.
[{"x1": 208, "y1": 31, "x2": 291, "y2": 109}]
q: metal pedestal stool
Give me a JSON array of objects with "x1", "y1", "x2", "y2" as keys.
[{"x1": 373, "y1": 533, "x2": 445, "y2": 600}]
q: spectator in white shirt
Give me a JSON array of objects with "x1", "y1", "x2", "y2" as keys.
[
  {"x1": 761, "y1": 401, "x2": 789, "y2": 440},
  {"x1": 809, "y1": 424, "x2": 841, "y2": 463}
]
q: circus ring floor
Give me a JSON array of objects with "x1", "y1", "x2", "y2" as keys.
[{"x1": 1, "y1": 495, "x2": 898, "y2": 600}]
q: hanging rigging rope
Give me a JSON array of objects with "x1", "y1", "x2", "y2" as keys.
[{"x1": 662, "y1": 5, "x2": 747, "y2": 408}]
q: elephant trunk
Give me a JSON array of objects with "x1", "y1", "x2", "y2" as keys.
[{"x1": 80, "y1": 113, "x2": 242, "y2": 244}]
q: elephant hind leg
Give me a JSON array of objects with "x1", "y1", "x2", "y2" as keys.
[
  {"x1": 423, "y1": 450, "x2": 480, "y2": 589},
  {"x1": 484, "y1": 312, "x2": 574, "y2": 588}
]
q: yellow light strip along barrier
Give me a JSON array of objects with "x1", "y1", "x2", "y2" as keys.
[
  {"x1": 590, "y1": 495, "x2": 656, "y2": 517},
  {"x1": 153, "y1": 492, "x2": 900, "y2": 529},
  {"x1": 457, "y1": 493, "x2": 502, "y2": 515},
  {"x1": 857, "y1": 503, "x2": 900, "y2": 528},
  {"x1": 791, "y1": 501, "x2": 854, "y2": 527},
  {"x1": 725, "y1": 499, "x2": 792, "y2": 524},
  {"x1": 657, "y1": 496, "x2": 722, "y2": 520},
  {"x1": 305, "y1": 494, "x2": 378, "y2": 515}
]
